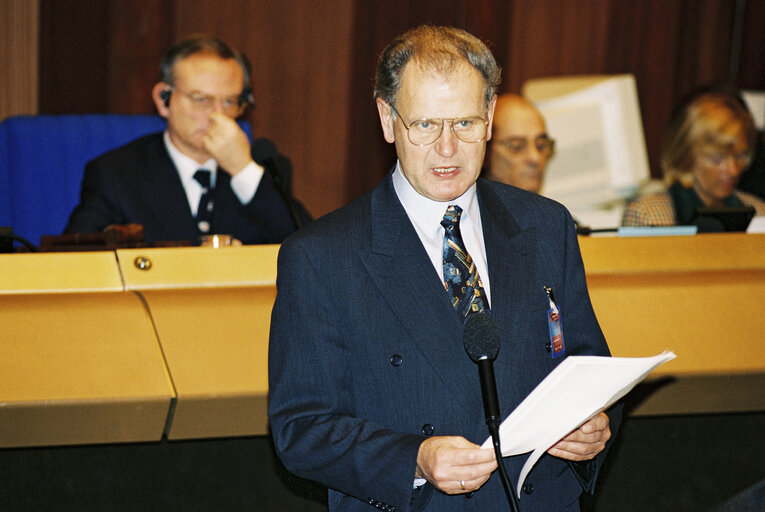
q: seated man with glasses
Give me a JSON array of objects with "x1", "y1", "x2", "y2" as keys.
[
  {"x1": 65, "y1": 35, "x2": 311, "y2": 245},
  {"x1": 484, "y1": 93, "x2": 554, "y2": 194}
]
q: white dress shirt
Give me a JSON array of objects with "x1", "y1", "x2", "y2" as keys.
[
  {"x1": 163, "y1": 131, "x2": 265, "y2": 216},
  {"x1": 392, "y1": 161, "x2": 492, "y2": 306}
]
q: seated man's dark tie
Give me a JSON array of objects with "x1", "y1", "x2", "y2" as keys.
[
  {"x1": 193, "y1": 169, "x2": 214, "y2": 234},
  {"x1": 441, "y1": 205, "x2": 489, "y2": 322}
]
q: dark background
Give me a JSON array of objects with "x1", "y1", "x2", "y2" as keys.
[
  {"x1": 35, "y1": 0, "x2": 765, "y2": 219},
  {"x1": 1, "y1": 412, "x2": 764, "y2": 511}
]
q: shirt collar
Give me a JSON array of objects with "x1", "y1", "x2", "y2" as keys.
[
  {"x1": 392, "y1": 160, "x2": 480, "y2": 238},
  {"x1": 163, "y1": 131, "x2": 217, "y2": 188}
]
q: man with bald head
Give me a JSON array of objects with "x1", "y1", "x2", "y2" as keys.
[{"x1": 485, "y1": 94, "x2": 554, "y2": 193}]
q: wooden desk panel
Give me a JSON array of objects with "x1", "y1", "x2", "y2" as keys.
[
  {"x1": 0, "y1": 292, "x2": 173, "y2": 447},
  {"x1": 117, "y1": 245, "x2": 279, "y2": 439},
  {"x1": 579, "y1": 233, "x2": 765, "y2": 374},
  {"x1": 579, "y1": 233, "x2": 765, "y2": 414},
  {"x1": 138, "y1": 287, "x2": 275, "y2": 439},
  {"x1": 0, "y1": 251, "x2": 122, "y2": 293}
]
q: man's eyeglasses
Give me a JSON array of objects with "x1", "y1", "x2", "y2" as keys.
[
  {"x1": 174, "y1": 88, "x2": 245, "y2": 117},
  {"x1": 494, "y1": 136, "x2": 555, "y2": 156},
  {"x1": 389, "y1": 104, "x2": 489, "y2": 146}
]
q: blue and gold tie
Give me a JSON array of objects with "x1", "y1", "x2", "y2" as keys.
[
  {"x1": 441, "y1": 205, "x2": 489, "y2": 322},
  {"x1": 193, "y1": 169, "x2": 214, "y2": 234}
]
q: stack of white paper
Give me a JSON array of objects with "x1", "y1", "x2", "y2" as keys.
[{"x1": 481, "y1": 351, "x2": 676, "y2": 497}]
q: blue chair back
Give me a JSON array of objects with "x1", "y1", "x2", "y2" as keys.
[{"x1": 0, "y1": 114, "x2": 251, "y2": 246}]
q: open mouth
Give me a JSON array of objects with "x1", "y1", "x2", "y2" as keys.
[{"x1": 432, "y1": 166, "x2": 459, "y2": 176}]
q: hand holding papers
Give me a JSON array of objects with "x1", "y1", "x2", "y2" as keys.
[{"x1": 481, "y1": 351, "x2": 676, "y2": 497}]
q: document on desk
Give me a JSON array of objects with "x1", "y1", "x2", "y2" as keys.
[{"x1": 481, "y1": 351, "x2": 676, "y2": 497}]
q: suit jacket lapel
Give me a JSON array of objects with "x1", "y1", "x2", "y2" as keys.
[
  {"x1": 476, "y1": 180, "x2": 537, "y2": 407},
  {"x1": 140, "y1": 136, "x2": 199, "y2": 241},
  {"x1": 358, "y1": 175, "x2": 481, "y2": 417}
]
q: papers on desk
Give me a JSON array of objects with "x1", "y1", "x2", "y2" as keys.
[
  {"x1": 617, "y1": 226, "x2": 697, "y2": 236},
  {"x1": 747, "y1": 216, "x2": 765, "y2": 233},
  {"x1": 481, "y1": 351, "x2": 676, "y2": 497}
]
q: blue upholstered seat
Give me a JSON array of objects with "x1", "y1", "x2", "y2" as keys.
[{"x1": 0, "y1": 114, "x2": 252, "y2": 247}]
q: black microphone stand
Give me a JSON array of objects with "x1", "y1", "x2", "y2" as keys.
[
  {"x1": 263, "y1": 157, "x2": 303, "y2": 231},
  {"x1": 479, "y1": 357, "x2": 520, "y2": 512},
  {"x1": 463, "y1": 312, "x2": 519, "y2": 512}
]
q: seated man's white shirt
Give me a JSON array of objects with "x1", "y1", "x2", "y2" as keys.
[{"x1": 163, "y1": 131, "x2": 264, "y2": 215}]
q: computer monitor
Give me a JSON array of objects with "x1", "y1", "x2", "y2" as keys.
[
  {"x1": 522, "y1": 75, "x2": 651, "y2": 229},
  {"x1": 742, "y1": 90, "x2": 765, "y2": 130}
]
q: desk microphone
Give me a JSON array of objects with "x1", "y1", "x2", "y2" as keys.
[
  {"x1": 251, "y1": 138, "x2": 303, "y2": 231},
  {"x1": 462, "y1": 311, "x2": 519, "y2": 511}
]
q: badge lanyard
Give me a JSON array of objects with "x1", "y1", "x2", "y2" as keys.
[{"x1": 544, "y1": 286, "x2": 565, "y2": 358}]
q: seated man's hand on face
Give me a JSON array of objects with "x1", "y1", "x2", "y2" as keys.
[
  {"x1": 203, "y1": 112, "x2": 253, "y2": 175},
  {"x1": 547, "y1": 411, "x2": 611, "y2": 461},
  {"x1": 416, "y1": 436, "x2": 498, "y2": 494}
]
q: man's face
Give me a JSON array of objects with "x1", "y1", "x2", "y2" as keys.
[
  {"x1": 153, "y1": 53, "x2": 245, "y2": 163},
  {"x1": 487, "y1": 100, "x2": 550, "y2": 193},
  {"x1": 377, "y1": 61, "x2": 495, "y2": 202}
]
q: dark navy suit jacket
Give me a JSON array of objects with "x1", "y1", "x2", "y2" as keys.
[
  {"x1": 64, "y1": 132, "x2": 310, "y2": 244},
  {"x1": 268, "y1": 172, "x2": 620, "y2": 512}
]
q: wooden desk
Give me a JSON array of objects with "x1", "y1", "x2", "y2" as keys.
[
  {"x1": 117, "y1": 245, "x2": 279, "y2": 438},
  {"x1": 579, "y1": 232, "x2": 765, "y2": 415},
  {"x1": 3, "y1": 234, "x2": 764, "y2": 448},
  {"x1": 0, "y1": 252, "x2": 172, "y2": 447}
]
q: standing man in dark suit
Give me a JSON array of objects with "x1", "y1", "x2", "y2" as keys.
[
  {"x1": 65, "y1": 35, "x2": 310, "y2": 245},
  {"x1": 268, "y1": 26, "x2": 619, "y2": 512}
]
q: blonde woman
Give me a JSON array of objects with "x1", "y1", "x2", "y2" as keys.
[{"x1": 622, "y1": 89, "x2": 765, "y2": 226}]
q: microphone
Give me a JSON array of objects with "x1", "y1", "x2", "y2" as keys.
[
  {"x1": 463, "y1": 311, "x2": 519, "y2": 511},
  {"x1": 251, "y1": 138, "x2": 303, "y2": 231},
  {"x1": 463, "y1": 311, "x2": 501, "y2": 429}
]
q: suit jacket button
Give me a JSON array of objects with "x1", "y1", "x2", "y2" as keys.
[
  {"x1": 421, "y1": 423, "x2": 434, "y2": 436},
  {"x1": 465, "y1": 491, "x2": 474, "y2": 499},
  {"x1": 523, "y1": 482, "x2": 534, "y2": 495},
  {"x1": 390, "y1": 354, "x2": 403, "y2": 366}
]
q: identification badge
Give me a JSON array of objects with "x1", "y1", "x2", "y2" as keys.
[{"x1": 544, "y1": 286, "x2": 565, "y2": 358}]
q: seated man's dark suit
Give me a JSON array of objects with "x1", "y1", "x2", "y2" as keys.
[
  {"x1": 268, "y1": 172, "x2": 621, "y2": 512},
  {"x1": 64, "y1": 132, "x2": 310, "y2": 244}
]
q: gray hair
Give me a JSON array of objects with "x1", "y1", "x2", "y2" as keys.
[
  {"x1": 374, "y1": 25, "x2": 501, "y2": 109},
  {"x1": 159, "y1": 34, "x2": 252, "y2": 97}
]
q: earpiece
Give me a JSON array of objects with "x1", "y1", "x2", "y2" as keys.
[
  {"x1": 240, "y1": 87, "x2": 255, "y2": 109},
  {"x1": 159, "y1": 89, "x2": 172, "y2": 107}
]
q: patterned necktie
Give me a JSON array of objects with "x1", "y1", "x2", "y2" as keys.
[
  {"x1": 441, "y1": 205, "x2": 489, "y2": 322},
  {"x1": 193, "y1": 169, "x2": 214, "y2": 234}
]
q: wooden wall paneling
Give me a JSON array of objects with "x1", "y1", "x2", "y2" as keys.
[
  {"x1": 345, "y1": 0, "x2": 477, "y2": 203},
  {"x1": 464, "y1": 0, "x2": 512, "y2": 80},
  {"x1": 604, "y1": 0, "x2": 685, "y2": 179},
  {"x1": 502, "y1": 0, "x2": 611, "y2": 95},
  {"x1": 737, "y1": 0, "x2": 765, "y2": 89},
  {"x1": 172, "y1": 0, "x2": 355, "y2": 218},
  {"x1": 106, "y1": 1, "x2": 176, "y2": 114},
  {"x1": 0, "y1": 0, "x2": 39, "y2": 120},
  {"x1": 674, "y1": 0, "x2": 736, "y2": 98},
  {"x1": 39, "y1": 0, "x2": 110, "y2": 114}
]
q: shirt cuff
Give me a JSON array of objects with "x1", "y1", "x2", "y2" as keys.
[
  {"x1": 413, "y1": 478, "x2": 427, "y2": 489},
  {"x1": 229, "y1": 161, "x2": 264, "y2": 204}
]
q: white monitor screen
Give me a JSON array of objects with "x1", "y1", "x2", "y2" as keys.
[{"x1": 523, "y1": 75, "x2": 650, "y2": 228}]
